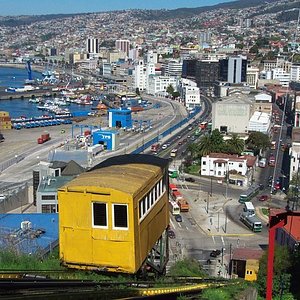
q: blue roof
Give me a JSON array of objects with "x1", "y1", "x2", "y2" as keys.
[{"x1": 0, "y1": 213, "x2": 58, "y2": 255}]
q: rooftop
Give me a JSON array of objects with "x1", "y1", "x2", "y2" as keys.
[{"x1": 232, "y1": 248, "x2": 264, "y2": 261}]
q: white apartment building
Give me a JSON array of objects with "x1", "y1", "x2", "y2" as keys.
[
  {"x1": 246, "y1": 65, "x2": 259, "y2": 89},
  {"x1": 146, "y1": 50, "x2": 158, "y2": 64},
  {"x1": 147, "y1": 75, "x2": 177, "y2": 96},
  {"x1": 290, "y1": 64, "x2": 300, "y2": 82},
  {"x1": 86, "y1": 38, "x2": 100, "y2": 54},
  {"x1": 289, "y1": 128, "x2": 300, "y2": 180},
  {"x1": 134, "y1": 60, "x2": 146, "y2": 91},
  {"x1": 179, "y1": 78, "x2": 201, "y2": 110},
  {"x1": 272, "y1": 68, "x2": 290, "y2": 87},
  {"x1": 115, "y1": 39, "x2": 130, "y2": 56},
  {"x1": 146, "y1": 62, "x2": 155, "y2": 91},
  {"x1": 162, "y1": 60, "x2": 183, "y2": 77},
  {"x1": 248, "y1": 111, "x2": 271, "y2": 134}
]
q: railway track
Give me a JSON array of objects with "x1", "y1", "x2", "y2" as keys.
[{"x1": 0, "y1": 272, "x2": 235, "y2": 299}]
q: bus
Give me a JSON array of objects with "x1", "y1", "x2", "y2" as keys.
[
  {"x1": 168, "y1": 168, "x2": 178, "y2": 178},
  {"x1": 243, "y1": 202, "x2": 255, "y2": 215},
  {"x1": 170, "y1": 148, "x2": 178, "y2": 157},
  {"x1": 200, "y1": 122, "x2": 208, "y2": 130},
  {"x1": 169, "y1": 200, "x2": 180, "y2": 215},
  {"x1": 240, "y1": 212, "x2": 262, "y2": 232},
  {"x1": 239, "y1": 185, "x2": 260, "y2": 203}
]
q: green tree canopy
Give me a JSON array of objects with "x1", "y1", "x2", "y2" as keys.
[
  {"x1": 246, "y1": 132, "x2": 270, "y2": 155},
  {"x1": 224, "y1": 133, "x2": 245, "y2": 155},
  {"x1": 166, "y1": 84, "x2": 174, "y2": 95},
  {"x1": 256, "y1": 246, "x2": 292, "y2": 298}
]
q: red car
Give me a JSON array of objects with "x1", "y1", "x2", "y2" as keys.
[{"x1": 259, "y1": 195, "x2": 269, "y2": 201}]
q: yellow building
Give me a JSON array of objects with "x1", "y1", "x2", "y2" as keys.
[
  {"x1": 231, "y1": 248, "x2": 264, "y2": 281},
  {"x1": 58, "y1": 154, "x2": 169, "y2": 274},
  {"x1": 0, "y1": 111, "x2": 12, "y2": 130}
]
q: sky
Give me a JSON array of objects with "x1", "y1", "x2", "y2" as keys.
[{"x1": 0, "y1": 0, "x2": 234, "y2": 16}]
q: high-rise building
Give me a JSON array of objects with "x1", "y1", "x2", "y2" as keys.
[
  {"x1": 86, "y1": 38, "x2": 100, "y2": 54},
  {"x1": 219, "y1": 56, "x2": 247, "y2": 84},
  {"x1": 115, "y1": 39, "x2": 130, "y2": 56},
  {"x1": 182, "y1": 59, "x2": 197, "y2": 79},
  {"x1": 195, "y1": 60, "x2": 219, "y2": 88},
  {"x1": 199, "y1": 31, "x2": 212, "y2": 49}
]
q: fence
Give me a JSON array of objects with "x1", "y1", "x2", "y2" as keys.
[
  {"x1": 0, "y1": 154, "x2": 25, "y2": 173},
  {"x1": 131, "y1": 107, "x2": 201, "y2": 154},
  {"x1": 0, "y1": 183, "x2": 29, "y2": 213}
]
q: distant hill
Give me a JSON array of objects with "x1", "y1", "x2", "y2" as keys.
[
  {"x1": 0, "y1": 0, "x2": 298, "y2": 26},
  {"x1": 133, "y1": 0, "x2": 278, "y2": 20}
]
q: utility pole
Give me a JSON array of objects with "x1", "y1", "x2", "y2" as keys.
[
  {"x1": 224, "y1": 211, "x2": 228, "y2": 233},
  {"x1": 206, "y1": 192, "x2": 210, "y2": 213},
  {"x1": 217, "y1": 211, "x2": 220, "y2": 232},
  {"x1": 229, "y1": 243, "x2": 232, "y2": 278}
]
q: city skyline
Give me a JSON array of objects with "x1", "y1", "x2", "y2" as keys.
[{"x1": 0, "y1": 0, "x2": 234, "y2": 16}]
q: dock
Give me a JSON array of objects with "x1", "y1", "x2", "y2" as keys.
[{"x1": 0, "y1": 88, "x2": 56, "y2": 101}]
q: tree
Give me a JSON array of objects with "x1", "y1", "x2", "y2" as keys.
[
  {"x1": 210, "y1": 129, "x2": 224, "y2": 152},
  {"x1": 198, "y1": 135, "x2": 213, "y2": 156},
  {"x1": 256, "y1": 246, "x2": 292, "y2": 298},
  {"x1": 246, "y1": 132, "x2": 270, "y2": 155},
  {"x1": 166, "y1": 84, "x2": 174, "y2": 96},
  {"x1": 224, "y1": 133, "x2": 245, "y2": 155},
  {"x1": 187, "y1": 143, "x2": 200, "y2": 159},
  {"x1": 249, "y1": 44, "x2": 259, "y2": 54},
  {"x1": 172, "y1": 91, "x2": 180, "y2": 98}
]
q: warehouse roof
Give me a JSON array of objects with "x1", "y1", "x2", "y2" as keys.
[{"x1": 60, "y1": 154, "x2": 168, "y2": 196}]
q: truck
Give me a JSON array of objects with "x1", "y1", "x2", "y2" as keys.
[
  {"x1": 37, "y1": 132, "x2": 50, "y2": 144},
  {"x1": 177, "y1": 198, "x2": 189, "y2": 212}
]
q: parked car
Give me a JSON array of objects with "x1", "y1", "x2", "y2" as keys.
[
  {"x1": 175, "y1": 215, "x2": 182, "y2": 222},
  {"x1": 167, "y1": 230, "x2": 176, "y2": 239},
  {"x1": 259, "y1": 194, "x2": 269, "y2": 201},
  {"x1": 210, "y1": 250, "x2": 221, "y2": 257},
  {"x1": 185, "y1": 177, "x2": 195, "y2": 183}
]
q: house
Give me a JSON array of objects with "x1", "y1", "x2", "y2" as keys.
[
  {"x1": 231, "y1": 248, "x2": 264, "y2": 281},
  {"x1": 200, "y1": 153, "x2": 257, "y2": 186}
]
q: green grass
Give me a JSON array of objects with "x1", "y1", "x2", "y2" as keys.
[
  {"x1": 201, "y1": 281, "x2": 252, "y2": 300},
  {"x1": 186, "y1": 165, "x2": 200, "y2": 174},
  {"x1": 167, "y1": 257, "x2": 206, "y2": 277},
  {"x1": 261, "y1": 208, "x2": 269, "y2": 216}
]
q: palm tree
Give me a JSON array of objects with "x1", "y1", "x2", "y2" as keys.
[
  {"x1": 187, "y1": 143, "x2": 200, "y2": 159},
  {"x1": 226, "y1": 133, "x2": 245, "y2": 155},
  {"x1": 198, "y1": 135, "x2": 213, "y2": 156}
]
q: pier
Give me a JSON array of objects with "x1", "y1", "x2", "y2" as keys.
[{"x1": 0, "y1": 88, "x2": 56, "y2": 101}]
